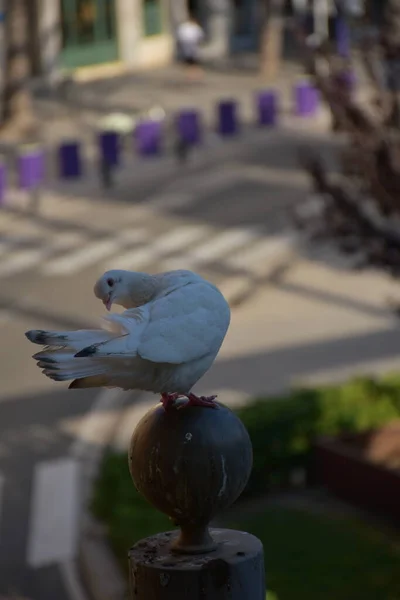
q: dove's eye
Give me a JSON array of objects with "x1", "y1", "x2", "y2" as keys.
[{"x1": 107, "y1": 278, "x2": 114, "y2": 288}]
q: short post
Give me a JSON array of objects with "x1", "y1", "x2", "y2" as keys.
[
  {"x1": 98, "y1": 130, "x2": 120, "y2": 188},
  {"x1": 217, "y1": 100, "x2": 239, "y2": 136},
  {"x1": 135, "y1": 120, "x2": 163, "y2": 156},
  {"x1": 257, "y1": 90, "x2": 278, "y2": 127},
  {"x1": 58, "y1": 140, "x2": 83, "y2": 179},
  {"x1": 18, "y1": 144, "x2": 45, "y2": 211},
  {"x1": 335, "y1": 14, "x2": 350, "y2": 58},
  {"x1": 294, "y1": 80, "x2": 319, "y2": 117},
  {"x1": 128, "y1": 401, "x2": 265, "y2": 599},
  {"x1": 176, "y1": 110, "x2": 202, "y2": 145},
  {"x1": 0, "y1": 160, "x2": 6, "y2": 206}
]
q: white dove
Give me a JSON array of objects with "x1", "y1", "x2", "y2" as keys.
[{"x1": 25, "y1": 269, "x2": 231, "y2": 410}]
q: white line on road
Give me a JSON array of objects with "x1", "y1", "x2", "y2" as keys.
[
  {"x1": 181, "y1": 228, "x2": 258, "y2": 266},
  {"x1": 161, "y1": 227, "x2": 258, "y2": 272},
  {"x1": 117, "y1": 227, "x2": 149, "y2": 244},
  {"x1": 225, "y1": 233, "x2": 298, "y2": 276},
  {"x1": 42, "y1": 238, "x2": 123, "y2": 276},
  {"x1": 0, "y1": 232, "x2": 84, "y2": 277},
  {"x1": 27, "y1": 458, "x2": 81, "y2": 568},
  {"x1": 105, "y1": 224, "x2": 209, "y2": 271}
]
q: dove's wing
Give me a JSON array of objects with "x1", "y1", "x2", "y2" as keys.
[
  {"x1": 74, "y1": 307, "x2": 150, "y2": 357},
  {"x1": 137, "y1": 281, "x2": 231, "y2": 364},
  {"x1": 75, "y1": 282, "x2": 230, "y2": 365},
  {"x1": 27, "y1": 308, "x2": 151, "y2": 387},
  {"x1": 27, "y1": 281, "x2": 230, "y2": 390}
]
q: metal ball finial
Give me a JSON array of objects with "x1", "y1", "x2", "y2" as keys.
[{"x1": 128, "y1": 401, "x2": 253, "y2": 555}]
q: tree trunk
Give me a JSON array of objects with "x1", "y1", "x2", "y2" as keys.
[
  {"x1": 259, "y1": 0, "x2": 285, "y2": 79},
  {"x1": 0, "y1": 0, "x2": 35, "y2": 138}
]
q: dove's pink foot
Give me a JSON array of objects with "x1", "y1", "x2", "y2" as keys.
[
  {"x1": 161, "y1": 392, "x2": 180, "y2": 410},
  {"x1": 184, "y1": 393, "x2": 218, "y2": 409}
]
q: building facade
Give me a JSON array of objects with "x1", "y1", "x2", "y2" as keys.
[
  {"x1": 37, "y1": 0, "x2": 174, "y2": 80},
  {"x1": 37, "y1": 0, "x2": 267, "y2": 81}
]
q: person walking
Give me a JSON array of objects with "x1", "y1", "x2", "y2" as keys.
[{"x1": 176, "y1": 15, "x2": 205, "y2": 81}]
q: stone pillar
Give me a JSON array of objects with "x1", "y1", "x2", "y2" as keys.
[
  {"x1": 37, "y1": 0, "x2": 62, "y2": 86},
  {"x1": 168, "y1": 0, "x2": 188, "y2": 32},
  {"x1": 0, "y1": 0, "x2": 6, "y2": 101},
  {"x1": 116, "y1": 0, "x2": 142, "y2": 67},
  {"x1": 201, "y1": 0, "x2": 233, "y2": 61},
  {"x1": 128, "y1": 400, "x2": 265, "y2": 600}
]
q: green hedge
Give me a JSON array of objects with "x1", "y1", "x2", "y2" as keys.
[
  {"x1": 91, "y1": 373, "x2": 400, "y2": 568},
  {"x1": 238, "y1": 374, "x2": 400, "y2": 497},
  {"x1": 91, "y1": 450, "x2": 173, "y2": 571}
]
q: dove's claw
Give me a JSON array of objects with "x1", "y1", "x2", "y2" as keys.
[
  {"x1": 184, "y1": 393, "x2": 218, "y2": 409},
  {"x1": 161, "y1": 392, "x2": 180, "y2": 411}
]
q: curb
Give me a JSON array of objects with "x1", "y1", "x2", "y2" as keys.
[
  {"x1": 76, "y1": 392, "x2": 158, "y2": 600},
  {"x1": 79, "y1": 514, "x2": 128, "y2": 600},
  {"x1": 43, "y1": 105, "x2": 332, "y2": 211},
  {"x1": 63, "y1": 389, "x2": 135, "y2": 600}
]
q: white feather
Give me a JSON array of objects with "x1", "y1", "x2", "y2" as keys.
[{"x1": 26, "y1": 270, "x2": 231, "y2": 394}]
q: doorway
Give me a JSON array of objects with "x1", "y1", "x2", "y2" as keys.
[
  {"x1": 231, "y1": 0, "x2": 260, "y2": 52},
  {"x1": 60, "y1": 0, "x2": 119, "y2": 68}
]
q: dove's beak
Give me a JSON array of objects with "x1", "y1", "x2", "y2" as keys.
[{"x1": 103, "y1": 294, "x2": 113, "y2": 311}]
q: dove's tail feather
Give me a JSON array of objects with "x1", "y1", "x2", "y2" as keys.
[
  {"x1": 74, "y1": 334, "x2": 133, "y2": 358},
  {"x1": 25, "y1": 312, "x2": 146, "y2": 391},
  {"x1": 32, "y1": 345, "x2": 112, "y2": 382},
  {"x1": 25, "y1": 328, "x2": 114, "y2": 351}
]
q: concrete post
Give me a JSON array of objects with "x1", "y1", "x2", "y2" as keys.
[
  {"x1": 37, "y1": 0, "x2": 62, "y2": 87},
  {"x1": 168, "y1": 0, "x2": 188, "y2": 32},
  {"x1": 116, "y1": 0, "x2": 142, "y2": 67},
  {"x1": 201, "y1": 0, "x2": 233, "y2": 61},
  {"x1": 128, "y1": 401, "x2": 266, "y2": 599},
  {"x1": 0, "y1": 0, "x2": 5, "y2": 104}
]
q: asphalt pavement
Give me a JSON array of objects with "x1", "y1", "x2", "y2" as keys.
[{"x1": 0, "y1": 114, "x2": 339, "y2": 598}]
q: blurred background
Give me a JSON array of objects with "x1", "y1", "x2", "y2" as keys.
[{"x1": 0, "y1": 0, "x2": 400, "y2": 599}]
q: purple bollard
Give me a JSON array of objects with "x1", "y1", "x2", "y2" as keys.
[
  {"x1": 294, "y1": 81, "x2": 319, "y2": 117},
  {"x1": 18, "y1": 145, "x2": 45, "y2": 190},
  {"x1": 217, "y1": 100, "x2": 238, "y2": 136},
  {"x1": 335, "y1": 15, "x2": 350, "y2": 58},
  {"x1": 0, "y1": 162, "x2": 6, "y2": 205},
  {"x1": 257, "y1": 90, "x2": 278, "y2": 126},
  {"x1": 99, "y1": 130, "x2": 120, "y2": 167},
  {"x1": 135, "y1": 120, "x2": 162, "y2": 156},
  {"x1": 58, "y1": 141, "x2": 82, "y2": 178},
  {"x1": 176, "y1": 110, "x2": 201, "y2": 145}
]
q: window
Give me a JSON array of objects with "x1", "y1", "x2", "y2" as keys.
[{"x1": 143, "y1": 0, "x2": 163, "y2": 37}]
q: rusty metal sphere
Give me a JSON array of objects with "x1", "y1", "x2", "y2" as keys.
[{"x1": 128, "y1": 401, "x2": 253, "y2": 554}]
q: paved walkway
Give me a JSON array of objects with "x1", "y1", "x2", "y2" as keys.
[{"x1": 30, "y1": 59, "x2": 306, "y2": 150}]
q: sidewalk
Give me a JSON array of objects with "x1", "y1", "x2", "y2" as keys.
[{"x1": 33, "y1": 60, "x2": 305, "y2": 147}]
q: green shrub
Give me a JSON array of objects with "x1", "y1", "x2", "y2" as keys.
[
  {"x1": 91, "y1": 373, "x2": 400, "y2": 572},
  {"x1": 237, "y1": 374, "x2": 400, "y2": 497},
  {"x1": 91, "y1": 451, "x2": 173, "y2": 571}
]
